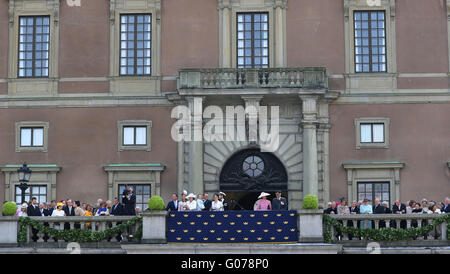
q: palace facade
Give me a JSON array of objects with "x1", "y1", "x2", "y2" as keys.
[{"x1": 0, "y1": 0, "x2": 449, "y2": 210}]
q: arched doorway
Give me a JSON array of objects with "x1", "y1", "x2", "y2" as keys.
[{"x1": 219, "y1": 148, "x2": 288, "y2": 210}]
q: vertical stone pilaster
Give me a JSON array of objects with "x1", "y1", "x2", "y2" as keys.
[
  {"x1": 187, "y1": 96, "x2": 205, "y2": 195},
  {"x1": 274, "y1": 1, "x2": 287, "y2": 67},
  {"x1": 218, "y1": 0, "x2": 231, "y2": 68},
  {"x1": 300, "y1": 96, "x2": 319, "y2": 198}
]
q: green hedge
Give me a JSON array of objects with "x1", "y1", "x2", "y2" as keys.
[
  {"x1": 148, "y1": 196, "x2": 165, "y2": 211},
  {"x1": 18, "y1": 216, "x2": 142, "y2": 243},
  {"x1": 2, "y1": 202, "x2": 17, "y2": 216},
  {"x1": 323, "y1": 213, "x2": 450, "y2": 243},
  {"x1": 302, "y1": 194, "x2": 319, "y2": 209}
]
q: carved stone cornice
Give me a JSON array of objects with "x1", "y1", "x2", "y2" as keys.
[
  {"x1": 109, "y1": 0, "x2": 161, "y2": 24},
  {"x1": 218, "y1": 0, "x2": 287, "y2": 10},
  {"x1": 8, "y1": 0, "x2": 60, "y2": 26}
]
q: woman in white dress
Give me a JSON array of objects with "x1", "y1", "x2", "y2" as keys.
[
  {"x1": 184, "y1": 193, "x2": 197, "y2": 211},
  {"x1": 51, "y1": 202, "x2": 66, "y2": 230},
  {"x1": 18, "y1": 203, "x2": 28, "y2": 217},
  {"x1": 211, "y1": 194, "x2": 224, "y2": 211}
]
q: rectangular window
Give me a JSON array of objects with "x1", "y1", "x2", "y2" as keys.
[
  {"x1": 360, "y1": 123, "x2": 384, "y2": 143},
  {"x1": 354, "y1": 11, "x2": 386, "y2": 73},
  {"x1": 357, "y1": 182, "x2": 390, "y2": 206},
  {"x1": 18, "y1": 16, "x2": 50, "y2": 78},
  {"x1": 20, "y1": 127, "x2": 44, "y2": 147},
  {"x1": 237, "y1": 12, "x2": 269, "y2": 68},
  {"x1": 123, "y1": 126, "x2": 147, "y2": 146},
  {"x1": 15, "y1": 185, "x2": 47, "y2": 205},
  {"x1": 120, "y1": 14, "x2": 151, "y2": 76},
  {"x1": 119, "y1": 184, "x2": 151, "y2": 211}
]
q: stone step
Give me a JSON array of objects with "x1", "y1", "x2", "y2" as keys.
[{"x1": 121, "y1": 243, "x2": 342, "y2": 254}]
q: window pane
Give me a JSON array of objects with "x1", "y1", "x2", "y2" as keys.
[
  {"x1": 360, "y1": 124, "x2": 372, "y2": 143},
  {"x1": 123, "y1": 127, "x2": 135, "y2": 145},
  {"x1": 135, "y1": 127, "x2": 147, "y2": 145},
  {"x1": 33, "y1": 128, "x2": 44, "y2": 146},
  {"x1": 20, "y1": 128, "x2": 32, "y2": 146},
  {"x1": 372, "y1": 124, "x2": 384, "y2": 142}
]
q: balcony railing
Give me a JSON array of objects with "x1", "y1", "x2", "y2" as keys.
[
  {"x1": 21, "y1": 216, "x2": 140, "y2": 245},
  {"x1": 328, "y1": 214, "x2": 448, "y2": 246},
  {"x1": 178, "y1": 67, "x2": 328, "y2": 90}
]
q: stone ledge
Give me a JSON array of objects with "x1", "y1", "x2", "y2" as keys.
[{"x1": 121, "y1": 243, "x2": 341, "y2": 254}]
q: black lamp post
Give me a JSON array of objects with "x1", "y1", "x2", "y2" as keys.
[{"x1": 17, "y1": 163, "x2": 32, "y2": 204}]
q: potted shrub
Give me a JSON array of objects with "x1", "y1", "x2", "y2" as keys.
[
  {"x1": 2, "y1": 201, "x2": 18, "y2": 216},
  {"x1": 142, "y1": 195, "x2": 167, "y2": 243},
  {"x1": 298, "y1": 194, "x2": 324, "y2": 242},
  {"x1": 0, "y1": 201, "x2": 19, "y2": 245},
  {"x1": 148, "y1": 196, "x2": 165, "y2": 211}
]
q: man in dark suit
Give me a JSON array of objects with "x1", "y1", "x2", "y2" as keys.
[
  {"x1": 111, "y1": 197, "x2": 124, "y2": 216},
  {"x1": 272, "y1": 191, "x2": 288, "y2": 210},
  {"x1": 166, "y1": 194, "x2": 179, "y2": 212},
  {"x1": 323, "y1": 202, "x2": 338, "y2": 214},
  {"x1": 123, "y1": 187, "x2": 136, "y2": 216},
  {"x1": 443, "y1": 197, "x2": 450, "y2": 213},
  {"x1": 373, "y1": 198, "x2": 385, "y2": 214},
  {"x1": 27, "y1": 198, "x2": 41, "y2": 241},
  {"x1": 203, "y1": 193, "x2": 212, "y2": 211},
  {"x1": 27, "y1": 197, "x2": 41, "y2": 216},
  {"x1": 392, "y1": 200, "x2": 407, "y2": 229},
  {"x1": 63, "y1": 199, "x2": 75, "y2": 230}
]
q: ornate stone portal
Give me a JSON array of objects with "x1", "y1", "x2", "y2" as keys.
[{"x1": 170, "y1": 67, "x2": 338, "y2": 210}]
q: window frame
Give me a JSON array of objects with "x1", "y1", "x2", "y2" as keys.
[
  {"x1": 109, "y1": 0, "x2": 161, "y2": 95},
  {"x1": 15, "y1": 121, "x2": 49, "y2": 152},
  {"x1": 357, "y1": 181, "x2": 390, "y2": 207},
  {"x1": 19, "y1": 127, "x2": 45, "y2": 148},
  {"x1": 17, "y1": 15, "x2": 51, "y2": 78},
  {"x1": 7, "y1": 0, "x2": 60, "y2": 95},
  {"x1": 359, "y1": 122, "x2": 385, "y2": 144},
  {"x1": 15, "y1": 184, "x2": 47, "y2": 205},
  {"x1": 118, "y1": 120, "x2": 152, "y2": 151},
  {"x1": 122, "y1": 125, "x2": 148, "y2": 147},
  {"x1": 118, "y1": 183, "x2": 152, "y2": 211},
  {"x1": 353, "y1": 10, "x2": 387, "y2": 73},
  {"x1": 355, "y1": 117, "x2": 390, "y2": 149},
  {"x1": 236, "y1": 12, "x2": 270, "y2": 69},
  {"x1": 343, "y1": 0, "x2": 396, "y2": 78},
  {"x1": 119, "y1": 13, "x2": 152, "y2": 76}
]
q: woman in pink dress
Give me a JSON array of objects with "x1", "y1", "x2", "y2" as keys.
[{"x1": 256, "y1": 192, "x2": 272, "y2": 211}]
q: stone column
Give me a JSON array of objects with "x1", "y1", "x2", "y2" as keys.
[
  {"x1": 218, "y1": 1, "x2": 231, "y2": 68},
  {"x1": 187, "y1": 97, "x2": 205, "y2": 195},
  {"x1": 274, "y1": 1, "x2": 287, "y2": 67},
  {"x1": 300, "y1": 96, "x2": 319, "y2": 198}
]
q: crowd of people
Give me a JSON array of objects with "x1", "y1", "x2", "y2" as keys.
[
  {"x1": 10, "y1": 186, "x2": 139, "y2": 219},
  {"x1": 323, "y1": 197, "x2": 450, "y2": 230},
  {"x1": 165, "y1": 190, "x2": 288, "y2": 212}
]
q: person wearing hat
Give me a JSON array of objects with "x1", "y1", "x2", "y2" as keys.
[
  {"x1": 359, "y1": 198, "x2": 372, "y2": 229},
  {"x1": 18, "y1": 203, "x2": 29, "y2": 217},
  {"x1": 272, "y1": 191, "x2": 288, "y2": 210},
  {"x1": 218, "y1": 192, "x2": 229, "y2": 211},
  {"x1": 256, "y1": 192, "x2": 272, "y2": 211},
  {"x1": 184, "y1": 193, "x2": 197, "y2": 211},
  {"x1": 51, "y1": 202, "x2": 66, "y2": 230}
]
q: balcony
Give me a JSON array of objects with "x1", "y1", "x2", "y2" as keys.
[{"x1": 178, "y1": 67, "x2": 328, "y2": 94}]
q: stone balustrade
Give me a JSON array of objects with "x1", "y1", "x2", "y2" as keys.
[
  {"x1": 329, "y1": 214, "x2": 448, "y2": 246},
  {"x1": 20, "y1": 216, "x2": 140, "y2": 245},
  {"x1": 178, "y1": 67, "x2": 328, "y2": 90}
]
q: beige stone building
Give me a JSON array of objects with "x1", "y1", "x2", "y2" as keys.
[{"x1": 0, "y1": 0, "x2": 449, "y2": 211}]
